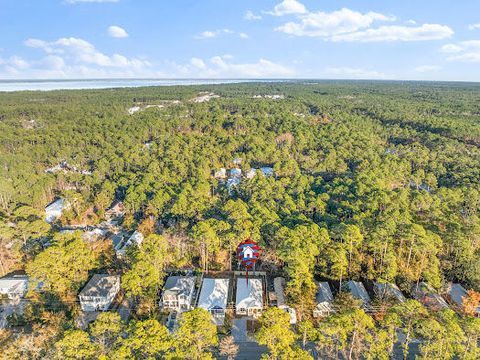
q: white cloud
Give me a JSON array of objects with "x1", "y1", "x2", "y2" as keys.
[
  {"x1": 195, "y1": 29, "x2": 248, "y2": 40},
  {"x1": 25, "y1": 37, "x2": 148, "y2": 68},
  {"x1": 406, "y1": 19, "x2": 417, "y2": 25},
  {"x1": 331, "y1": 23, "x2": 453, "y2": 42},
  {"x1": 65, "y1": 0, "x2": 119, "y2": 4},
  {"x1": 267, "y1": 0, "x2": 307, "y2": 16},
  {"x1": 274, "y1": 5, "x2": 452, "y2": 43},
  {"x1": 5, "y1": 36, "x2": 158, "y2": 79},
  {"x1": 108, "y1": 25, "x2": 128, "y2": 38},
  {"x1": 325, "y1": 66, "x2": 391, "y2": 79},
  {"x1": 440, "y1": 40, "x2": 480, "y2": 62},
  {"x1": 276, "y1": 8, "x2": 394, "y2": 37},
  {"x1": 414, "y1": 65, "x2": 442, "y2": 73},
  {"x1": 173, "y1": 55, "x2": 295, "y2": 78},
  {"x1": 468, "y1": 23, "x2": 480, "y2": 30},
  {"x1": 244, "y1": 10, "x2": 262, "y2": 21}
]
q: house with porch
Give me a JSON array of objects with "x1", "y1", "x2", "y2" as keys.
[
  {"x1": 161, "y1": 275, "x2": 196, "y2": 312},
  {"x1": 197, "y1": 278, "x2": 229, "y2": 325},
  {"x1": 236, "y1": 278, "x2": 263, "y2": 317},
  {"x1": 78, "y1": 274, "x2": 120, "y2": 312}
]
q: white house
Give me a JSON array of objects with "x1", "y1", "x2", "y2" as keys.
[
  {"x1": 314, "y1": 282, "x2": 334, "y2": 318},
  {"x1": 114, "y1": 230, "x2": 144, "y2": 257},
  {"x1": 214, "y1": 168, "x2": 227, "y2": 179},
  {"x1": 161, "y1": 276, "x2": 196, "y2": 312},
  {"x1": 273, "y1": 277, "x2": 296, "y2": 324},
  {"x1": 243, "y1": 246, "x2": 255, "y2": 259},
  {"x1": 197, "y1": 278, "x2": 229, "y2": 325},
  {"x1": 345, "y1": 281, "x2": 371, "y2": 309},
  {"x1": 374, "y1": 282, "x2": 406, "y2": 303},
  {"x1": 236, "y1": 278, "x2": 263, "y2": 317},
  {"x1": 78, "y1": 274, "x2": 120, "y2": 312},
  {"x1": 245, "y1": 168, "x2": 257, "y2": 180},
  {"x1": 45, "y1": 198, "x2": 66, "y2": 223},
  {"x1": 0, "y1": 275, "x2": 29, "y2": 300}
]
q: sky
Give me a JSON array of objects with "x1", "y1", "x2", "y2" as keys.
[{"x1": 0, "y1": 0, "x2": 479, "y2": 81}]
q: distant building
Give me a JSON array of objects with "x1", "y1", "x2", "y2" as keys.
[
  {"x1": 245, "y1": 168, "x2": 257, "y2": 180},
  {"x1": 374, "y1": 282, "x2": 406, "y2": 303},
  {"x1": 105, "y1": 201, "x2": 125, "y2": 220},
  {"x1": 0, "y1": 275, "x2": 29, "y2": 300},
  {"x1": 226, "y1": 177, "x2": 240, "y2": 194},
  {"x1": 161, "y1": 276, "x2": 196, "y2": 312},
  {"x1": 115, "y1": 230, "x2": 144, "y2": 257},
  {"x1": 412, "y1": 282, "x2": 449, "y2": 311},
  {"x1": 45, "y1": 198, "x2": 66, "y2": 223},
  {"x1": 314, "y1": 282, "x2": 334, "y2": 318},
  {"x1": 230, "y1": 168, "x2": 242, "y2": 178},
  {"x1": 197, "y1": 278, "x2": 229, "y2": 325},
  {"x1": 214, "y1": 168, "x2": 227, "y2": 179},
  {"x1": 445, "y1": 283, "x2": 479, "y2": 316},
  {"x1": 260, "y1": 167, "x2": 274, "y2": 177},
  {"x1": 345, "y1": 281, "x2": 371, "y2": 309},
  {"x1": 78, "y1": 274, "x2": 120, "y2": 312},
  {"x1": 236, "y1": 278, "x2": 263, "y2": 317},
  {"x1": 273, "y1": 277, "x2": 296, "y2": 324}
]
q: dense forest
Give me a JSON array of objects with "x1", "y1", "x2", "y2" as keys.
[{"x1": 0, "y1": 81, "x2": 479, "y2": 359}]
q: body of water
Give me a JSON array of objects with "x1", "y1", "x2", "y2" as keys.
[{"x1": 0, "y1": 78, "x2": 282, "y2": 92}]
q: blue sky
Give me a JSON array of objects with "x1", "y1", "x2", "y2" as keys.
[{"x1": 0, "y1": 0, "x2": 479, "y2": 80}]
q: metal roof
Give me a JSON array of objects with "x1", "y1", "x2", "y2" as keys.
[
  {"x1": 79, "y1": 274, "x2": 119, "y2": 298},
  {"x1": 236, "y1": 278, "x2": 263, "y2": 309},
  {"x1": 197, "y1": 278, "x2": 229, "y2": 310}
]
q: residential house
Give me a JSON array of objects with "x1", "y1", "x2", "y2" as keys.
[
  {"x1": 273, "y1": 277, "x2": 296, "y2": 324},
  {"x1": 105, "y1": 201, "x2": 125, "y2": 220},
  {"x1": 161, "y1": 275, "x2": 196, "y2": 312},
  {"x1": 78, "y1": 274, "x2": 120, "y2": 312},
  {"x1": 412, "y1": 282, "x2": 449, "y2": 311},
  {"x1": 245, "y1": 168, "x2": 257, "y2": 180},
  {"x1": 213, "y1": 168, "x2": 227, "y2": 179},
  {"x1": 445, "y1": 283, "x2": 479, "y2": 316},
  {"x1": 314, "y1": 282, "x2": 334, "y2": 318},
  {"x1": 236, "y1": 278, "x2": 263, "y2": 317},
  {"x1": 346, "y1": 281, "x2": 371, "y2": 309},
  {"x1": 260, "y1": 167, "x2": 274, "y2": 177},
  {"x1": 0, "y1": 275, "x2": 29, "y2": 300},
  {"x1": 115, "y1": 230, "x2": 144, "y2": 257},
  {"x1": 230, "y1": 168, "x2": 242, "y2": 178},
  {"x1": 197, "y1": 278, "x2": 229, "y2": 325},
  {"x1": 374, "y1": 282, "x2": 406, "y2": 303},
  {"x1": 45, "y1": 198, "x2": 66, "y2": 223}
]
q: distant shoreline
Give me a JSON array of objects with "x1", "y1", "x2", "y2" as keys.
[{"x1": 1, "y1": 78, "x2": 479, "y2": 92}]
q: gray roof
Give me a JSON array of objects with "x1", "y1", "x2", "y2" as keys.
[
  {"x1": 316, "y1": 282, "x2": 334, "y2": 304},
  {"x1": 79, "y1": 274, "x2": 119, "y2": 298},
  {"x1": 374, "y1": 282, "x2": 406, "y2": 302},
  {"x1": 346, "y1": 281, "x2": 371, "y2": 304},
  {"x1": 163, "y1": 276, "x2": 195, "y2": 297}
]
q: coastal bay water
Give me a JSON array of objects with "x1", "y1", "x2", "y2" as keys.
[{"x1": 0, "y1": 79, "x2": 282, "y2": 92}]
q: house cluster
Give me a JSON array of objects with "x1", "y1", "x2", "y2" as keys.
[
  {"x1": 252, "y1": 94, "x2": 285, "y2": 100},
  {"x1": 160, "y1": 274, "x2": 265, "y2": 327},
  {"x1": 312, "y1": 280, "x2": 479, "y2": 318},
  {"x1": 214, "y1": 163, "x2": 275, "y2": 193},
  {"x1": 45, "y1": 161, "x2": 92, "y2": 175}
]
